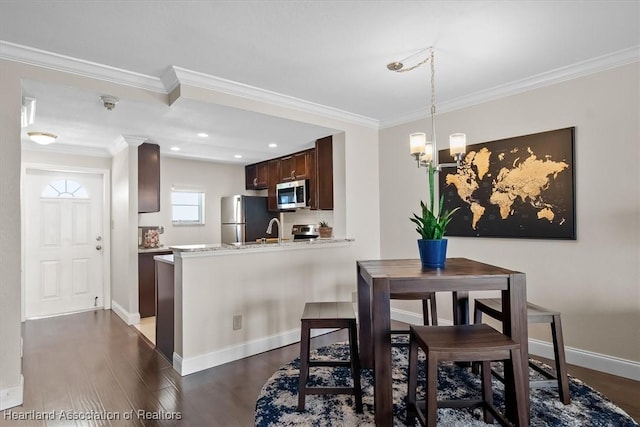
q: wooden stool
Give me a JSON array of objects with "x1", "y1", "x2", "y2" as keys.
[
  {"x1": 390, "y1": 292, "x2": 438, "y2": 346},
  {"x1": 407, "y1": 324, "x2": 527, "y2": 427},
  {"x1": 474, "y1": 298, "x2": 571, "y2": 404},
  {"x1": 297, "y1": 302, "x2": 363, "y2": 413},
  {"x1": 390, "y1": 291, "x2": 438, "y2": 326}
]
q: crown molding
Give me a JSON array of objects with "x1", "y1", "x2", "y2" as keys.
[
  {"x1": 0, "y1": 40, "x2": 378, "y2": 129},
  {"x1": 379, "y1": 46, "x2": 640, "y2": 129},
  {"x1": 4, "y1": 40, "x2": 637, "y2": 132},
  {"x1": 0, "y1": 40, "x2": 166, "y2": 93},
  {"x1": 109, "y1": 135, "x2": 147, "y2": 155},
  {"x1": 167, "y1": 66, "x2": 379, "y2": 129}
]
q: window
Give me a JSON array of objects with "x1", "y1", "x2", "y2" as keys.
[
  {"x1": 41, "y1": 179, "x2": 88, "y2": 198},
  {"x1": 171, "y1": 190, "x2": 205, "y2": 225}
]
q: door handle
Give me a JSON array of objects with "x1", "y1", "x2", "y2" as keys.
[
  {"x1": 96, "y1": 245, "x2": 102, "y2": 250},
  {"x1": 96, "y1": 236, "x2": 102, "y2": 241}
]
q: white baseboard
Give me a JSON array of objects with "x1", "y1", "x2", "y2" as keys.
[
  {"x1": 528, "y1": 338, "x2": 640, "y2": 381},
  {"x1": 175, "y1": 327, "x2": 336, "y2": 376},
  {"x1": 391, "y1": 308, "x2": 640, "y2": 381},
  {"x1": 0, "y1": 375, "x2": 24, "y2": 411},
  {"x1": 110, "y1": 301, "x2": 140, "y2": 325}
]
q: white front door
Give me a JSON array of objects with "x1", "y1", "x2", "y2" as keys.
[{"x1": 24, "y1": 169, "x2": 105, "y2": 318}]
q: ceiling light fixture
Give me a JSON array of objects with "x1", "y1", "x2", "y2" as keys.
[
  {"x1": 27, "y1": 131, "x2": 57, "y2": 145},
  {"x1": 99, "y1": 95, "x2": 119, "y2": 111},
  {"x1": 170, "y1": 146, "x2": 181, "y2": 151},
  {"x1": 197, "y1": 132, "x2": 209, "y2": 138},
  {"x1": 234, "y1": 154, "x2": 242, "y2": 159},
  {"x1": 387, "y1": 47, "x2": 466, "y2": 170},
  {"x1": 21, "y1": 96, "x2": 36, "y2": 128},
  {"x1": 268, "y1": 143, "x2": 278, "y2": 148}
]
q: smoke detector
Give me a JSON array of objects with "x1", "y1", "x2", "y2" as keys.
[{"x1": 100, "y1": 95, "x2": 119, "y2": 111}]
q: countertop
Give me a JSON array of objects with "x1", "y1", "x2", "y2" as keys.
[
  {"x1": 154, "y1": 254, "x2": 174, "y2": 264},
  {"x1": 138, "y1": 246, "x2": 172, "y2": 254},
  {"x1": 170, "y1": 238, "x2": 354, "y2": 255}
]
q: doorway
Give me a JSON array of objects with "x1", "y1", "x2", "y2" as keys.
[{"x1": 23, "y1": 167, "x2": 110, "y2": 319}]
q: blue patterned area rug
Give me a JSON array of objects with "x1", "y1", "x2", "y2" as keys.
[{"x1": 255, "y1": 341, "x2": 638, "y2": 426}]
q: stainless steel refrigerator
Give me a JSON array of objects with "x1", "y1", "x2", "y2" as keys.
[{"x1": 221, "y1": 195, "x2": 279, "y2": 244}]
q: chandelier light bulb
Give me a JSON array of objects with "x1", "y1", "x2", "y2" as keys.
[
  {"x1": 449, "y1": 133, "x2": 467, "y2": 156},
  {"x1": 410, "y1": 132, "x2": 426, "y2": 155}
]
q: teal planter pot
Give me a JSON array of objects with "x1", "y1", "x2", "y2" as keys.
[{"x1": 417, "y1": 239, "x2": 448, "y2": 268}]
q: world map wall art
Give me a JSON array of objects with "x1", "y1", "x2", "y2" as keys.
[{"x1": 439, "y1": 127, "x2": 576, "y2": 239}]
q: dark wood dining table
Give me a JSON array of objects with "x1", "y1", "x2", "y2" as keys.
[{"x1": 356, "y1": 257, "x2": 529, "y2": 426}]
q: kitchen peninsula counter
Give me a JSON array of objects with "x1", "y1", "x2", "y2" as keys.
[
  {"x1": 170, "y1": 238, "x2": 353, "y2": 255},
  {"x1": 170, "y1": 237, "x2": 356, "y2": 376}
]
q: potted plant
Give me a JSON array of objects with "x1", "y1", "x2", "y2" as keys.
[
  {"x1": 409, "y1": 163, "x2": 460, "y2": 268},
  {"x1": 318, "y1": 221, "x2": 333, "y2": 238}
]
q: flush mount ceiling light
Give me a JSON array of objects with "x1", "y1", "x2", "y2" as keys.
[
  {"x1": 99, "y1": 95, "x2": 119, "y2": 111},
  {"x1": 27, "y1": 131, "x2": 57, "y2": 145},
  {"x1": 387, "y1": 47, "x2": 466, "y2": 170},
  {"x1": 197, "y1": 132, "x2": 209, "y2": 138},
  {"x1": 170, "y1": 146, "x2": 181, "y2": 151},
  {"x1": 268, "y1": 143, "x2": 278, "y2": 148},
  {"x1": 234, "y1": 154, "x2": 242, "y2": 159}
]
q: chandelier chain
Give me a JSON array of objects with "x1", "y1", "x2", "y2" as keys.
[
  {"x1": 393, "y1": 56, "x2": 429, "y2": 73},
  {"x1": 429, "y1": 49, "x2": 436, "y2": 144}
]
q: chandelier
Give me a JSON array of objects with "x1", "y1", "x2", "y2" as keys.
[{"x1": 387, "y1": 48, "x2": 466, "y2": 169}]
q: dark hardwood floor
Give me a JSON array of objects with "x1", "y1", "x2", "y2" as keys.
[{"x1": 2, "y1": 310, "x2": 638, "y2": 426}]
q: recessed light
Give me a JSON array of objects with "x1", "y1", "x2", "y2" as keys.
[
  {"x1": 234, "y1": 154, "x2": 242, "y2": 159},
  {"x1": 268, "y1": 143, "x2": 278, "y2": 148},
  {"x1": 197, "y1": 132, "x2": 208, "y2": 138},
  {"x1": 170, "y1": 146, "x2": 181, "y2": 151}
]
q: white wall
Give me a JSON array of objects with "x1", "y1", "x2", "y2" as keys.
[
  {"x1": 138, "y1": 156, "x2": 246, "y2": 245},
  {"x1": 0, "y1": 59, "x2": 24, "y2": 410},
  {"x1": 379, "y1": 63, "x2": 640, "y2": 375},
  {"x1": 175, "y1": 242, "x2": 356, "y2": 374},
  {"x1": 21, "y1": 150, "x2": 111, "y2": 170},
  {"x1": 110, "y1": 145, "x2": 140, "y2": 324}
]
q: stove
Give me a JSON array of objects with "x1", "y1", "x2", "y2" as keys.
[{"x1": 291, "y1": 224, "x2": 319, "y2": 241}]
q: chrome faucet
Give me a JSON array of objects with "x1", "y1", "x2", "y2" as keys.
[{"x1": 266, "y1": 217, "x2": 282, "y2": 243}]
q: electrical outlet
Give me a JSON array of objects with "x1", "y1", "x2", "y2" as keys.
[{"x1": 233, "y1": 314, "x2": 242, "y2": 330}]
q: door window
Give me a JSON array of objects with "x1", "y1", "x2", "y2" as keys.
[{"x1": 41, "y1": 179, "x2": 88, "y2": 198}]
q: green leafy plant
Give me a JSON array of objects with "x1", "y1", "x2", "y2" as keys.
[
  {"x1": 410, "y1": 163, "x2": 460, "y2": 240},
  {"x1": 319, "y1": 220, "x2": 329, "y2": 227}
]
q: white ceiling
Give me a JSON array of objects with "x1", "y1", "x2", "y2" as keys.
[{"x1": 1, "y1": 1, "x2": 639, "y2": 164}]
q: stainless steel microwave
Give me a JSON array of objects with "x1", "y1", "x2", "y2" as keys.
[{"x1": 276, "y1": 179, "x2": 308, "y2": 209}]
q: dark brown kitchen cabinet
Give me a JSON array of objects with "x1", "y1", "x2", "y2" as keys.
[
  {"x1": 138, "y1": 251, "x2": 171, "y2": 318},
  {"x1": 138, "y1": 142, "x2": 161, "y2": 213},
  {"x1": 314, "y1": 136, "x2": 334, "y2": 210},
  {"x1": 267, "y1": 159, "x2": 280, "y2": 211},
  {"x1": 245, "y1": 161, "x2": 268, "y2": 190},
  {"x1": 263, "y1": 137, "x2": 333, "y2": 211},
  {"x1": 279, "y1": 150, "x2": 311, "y2": 181},
  {"x1": 155, "y1": 258, "x2": 174, "y2": 361}
]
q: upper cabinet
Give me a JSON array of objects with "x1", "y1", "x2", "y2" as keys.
[
  {"x1": 279, "y1": 150, "x2": 311, "y2": 182},
  {"x1": 313, "y1": 136, "x2": 333, "y2": 210},
  {"x1": 248, "y1": 135, "x2": 334, "y2": 211},
  {"x1": 245, "y1": 161, "x2": 268, "y2": 190},
  {"x1": 267, "y1": 159, "x2": 280, "y2": 211},
  {"x1": 138, "y1": 142, "x2": 160, "y2": 213}
]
